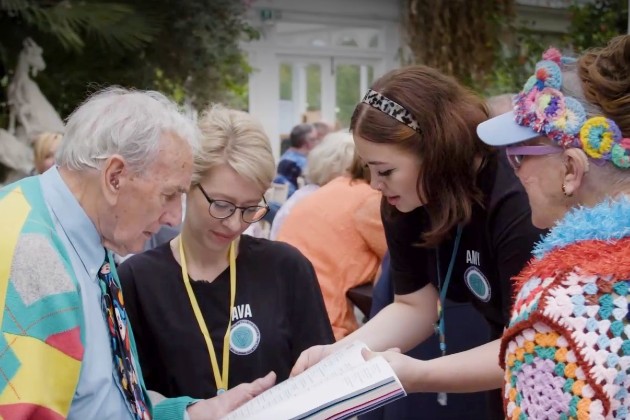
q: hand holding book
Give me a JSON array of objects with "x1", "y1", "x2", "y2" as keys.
[{"x1": 222, "y1": 341, "x2": 406, "y2": 420}]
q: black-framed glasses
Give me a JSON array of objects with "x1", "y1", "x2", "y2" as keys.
[{"x1": 197, "y1": 184, "x2": 269, "y2": 223}]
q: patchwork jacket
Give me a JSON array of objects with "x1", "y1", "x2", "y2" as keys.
[
  {"x1": 501, "y1": 197, "x2": 630, "y2": 420},
  {"x1": 0, "y1": 176, "x2": 194, "y2": 419}
]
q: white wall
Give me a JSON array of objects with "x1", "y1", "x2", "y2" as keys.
[{"x1": 243, "y1": 0, "x2": 403, "y2": 159}]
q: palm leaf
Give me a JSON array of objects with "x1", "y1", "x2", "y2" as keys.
[
  {"x1": 45, "y1": 2, "x2": 157, "y2": 51},
  {"x1": 3, "y1": 0, "x2": 155, "y2": 51},
  {"x1": 0, "y1": 0, "x2": 29, "y2": 15}
]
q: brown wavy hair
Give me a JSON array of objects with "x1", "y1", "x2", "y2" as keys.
[
  {"x1": 578, "y1": 35, "x2": 630, "y2": 136},
  {"x1": 350, "y1": 65, "x2": 493, "y2": 247}
]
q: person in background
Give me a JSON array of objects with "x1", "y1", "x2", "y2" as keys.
[
  {"x1": 277, "y1": 154, "x2": 386, "y2": 340},
  {"x1": 33, "y1": 131, "x2": 62, "y2": 174},
  {"x1": 119, "y1": 105, "x2": 333, "y2": 400},
  {"x1": 270, "y1": 131, "x2": 355, "y2": 240},
  {"x1": 0, "y1": 87, "x2": 274, "y2": 420},
  {"x1": 313, "y1": 121, "x2": 333, "y2": 143},
  {"x1": 292, "y1": 65, "x2": 546, "y2": 419},
  {"x1": 273, "y1": 123, "x2": 318, "y2": 198},
  {"x1": 478, "y1": 37, "x2": 630, "y2": 419}
]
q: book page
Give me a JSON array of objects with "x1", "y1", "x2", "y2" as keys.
[{"x1": 222, "y1": 341, "x2": 404, "y2": 420}]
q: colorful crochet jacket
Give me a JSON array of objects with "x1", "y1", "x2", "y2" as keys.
[
  {"x1": 501, "y1": 197, "x2": 630, "y2": 419},
  {"x1": 0, "y1": 177, "x2": 194, "y2": 419}
]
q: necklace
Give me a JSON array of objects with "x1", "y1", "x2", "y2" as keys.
[
  {"x1": 178, "y1": 236, "x2": 236, "y2": 395},
  {"x1": 433, "y1": 224, "x2": 463, "y2": 406}
]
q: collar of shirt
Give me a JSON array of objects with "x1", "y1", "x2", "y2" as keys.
[{"x1": 40, "y1": 166, "x2": 105, "y2": 280}]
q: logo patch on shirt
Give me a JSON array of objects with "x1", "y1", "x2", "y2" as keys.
[
  {"x1": 464, "y1": 266, "x2": 491, "y2": 302},
  {"x1": 230, "y1": 319, "x2": 260, "y2": 355}
]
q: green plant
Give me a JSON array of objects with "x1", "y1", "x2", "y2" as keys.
[
  {"x1": 1, "y1": 0, "x2": 258, "y2": 123},
  {"x1": 405, "y1": 0, "x2": 514, "y2": 90},
  {"x1": 566, "y1": 0, "x2": 628, "y2": 52}
]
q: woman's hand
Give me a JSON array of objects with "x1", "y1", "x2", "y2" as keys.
[
  {"x1": 361, "y1": 348, "x2": 421, "y2": 392},
  {"x1": 290, "y1": 344, "x2": 334, "y2": 376}
]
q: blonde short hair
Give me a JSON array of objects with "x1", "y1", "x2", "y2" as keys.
[
  {"x1": 34, "y1": 132, "x2": 62, "y2": 173},
  {"x1": 305, "y1": 131, "x2": 355, "y2": 186},
  {"x1": 194, "y1": 105, "x2": 275, "y2": 191}
]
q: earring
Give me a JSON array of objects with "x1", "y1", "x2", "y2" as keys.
[{"x1": 562, "y1": 183, "x2": 572, "y2": 197}]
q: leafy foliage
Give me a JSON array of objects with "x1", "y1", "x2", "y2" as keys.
[
  {"x1": 1, "y1": 0, "x2": 256, "y2": 122},
  {"x1": 131, "y1": 0, "x2": 258, "y2": 109},
  {"x1": 402, "y1": 0, "x2": 628, "y2": 97},
  {"x1": 567, "y1": 0, "x2": 628, "y2": 52},
  {"x1": 405, "y1": 0, "x2": 514, "y2": 90}
]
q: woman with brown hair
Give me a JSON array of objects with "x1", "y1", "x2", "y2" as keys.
[{"x1": 292, "y1": 65, "x2": 545, "y2": 418}]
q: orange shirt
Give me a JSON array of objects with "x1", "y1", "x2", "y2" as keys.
[{"x1": 277, "y1": 176, "x2": 386, "y2": 339}]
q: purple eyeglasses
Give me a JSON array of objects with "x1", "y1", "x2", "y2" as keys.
[
  {"x1": 505, "y1": 144, "x2": 608, "y2": 170},
  {"x1": 505, "y1": 145, "x2": 564, "y2": 170}
]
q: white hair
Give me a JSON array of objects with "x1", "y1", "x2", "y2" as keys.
[
  {"x1": 56, "y1": 87, "x2": 200, "y2": 173},
  {"x1": 305, "y1": 131, "x2": 355, "y2": 186}
]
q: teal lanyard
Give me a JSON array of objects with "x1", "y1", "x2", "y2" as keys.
[
  {"x1": 434, "y1": 224, "x2": 463, "y2": 406},
  {"x1": 434, "y1": 224, "x2": 463, "y2": 355}
]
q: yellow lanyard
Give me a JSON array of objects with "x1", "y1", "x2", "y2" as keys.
[{"x1": 178, "y1": 236, "x2": 236, "y2": 395}]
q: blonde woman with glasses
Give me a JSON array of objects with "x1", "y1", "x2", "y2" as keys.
[{"x1": 119, "y1": 105, "x2": 334, "y2": 400}]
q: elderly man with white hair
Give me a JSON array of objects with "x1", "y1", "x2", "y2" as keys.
[{"x1": 0, "y1": 87, "x2": 274, "y2": 420}]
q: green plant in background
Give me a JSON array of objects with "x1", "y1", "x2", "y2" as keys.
[
  {"x1": 566, "y1": 0, "x2": 628, "y2": 52},
  {"x1": 484, "y1": 28, "x2": 554, "y2": 97},
  {"x1": 485, "y1": 0, "x2": 629, "y2": 96},
  {"x1": 138, "y1": 0, "x2": 259, "y2": 110},
  {"x1": 0, "y1": 0, "x2": 154, "y2": 58},
  {"x1": 405, "y1": 0, "x2": 515, "y2": 92},
  {"x1": 0, "y1": 0, "x2": 156, "y2": 121},
  {"x1": 1, "y1": 0, "x2": 257, "y2": 123}
]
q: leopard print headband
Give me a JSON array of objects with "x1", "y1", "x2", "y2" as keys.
[{"x1": 361, "y1": 89, "x2": 421, "y2": 133}]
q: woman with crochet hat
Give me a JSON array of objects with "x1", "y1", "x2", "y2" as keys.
[
  {"x1": 291, "y1": 64, "x2": 546, "y2": 417},
  {"x1": 477, "y1": 36, "x2": 630, "y2": 419}
]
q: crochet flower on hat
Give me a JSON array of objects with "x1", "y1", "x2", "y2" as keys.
[{"x1": 513, "y1": 48, "x2": 630, "y2": 169}]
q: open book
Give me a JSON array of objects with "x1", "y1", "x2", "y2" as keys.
[{"x1": 222, "y1": 341, "x2": 406, "y2": 420}]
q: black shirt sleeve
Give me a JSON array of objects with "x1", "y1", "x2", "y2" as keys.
[{"x1": 382, "y1": 202, "x2": 433, "y2": 295}]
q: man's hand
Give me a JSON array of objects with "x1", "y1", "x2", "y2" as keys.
[
  {"x1": 186, "y1": 371, "x2": 276, "y2": 420},
  {"x1": 290, "y1": 344, "x2": 334, "y2": 377}
]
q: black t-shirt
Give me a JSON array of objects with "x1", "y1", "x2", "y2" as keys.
[
  {"x1": 385, "y1": 150, "x2": 545, "y2": 333},
  {"x1": 118, "y1": 235, "x2": 335, "y2": 399}
]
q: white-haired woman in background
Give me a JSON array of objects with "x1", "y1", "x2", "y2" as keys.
[
  {"x1": 269, "y1": 131, "x2": 355, "y2": 240},
  {"x1": 119, "y1": 105, "x2": 334, "y2": 399}
]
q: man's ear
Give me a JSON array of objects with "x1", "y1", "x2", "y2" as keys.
[
  {"x1": 561, "y1": 148, "x2": 589, "y2": 197},
  {"x1": 101, "y1": 155, "x2": 127, "y2": 203}
]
